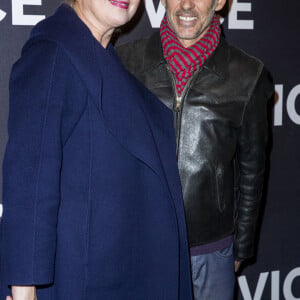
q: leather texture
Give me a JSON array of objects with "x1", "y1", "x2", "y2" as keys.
[{"x1": 117, "y1": 33, "x2": 274, "y2": 260}]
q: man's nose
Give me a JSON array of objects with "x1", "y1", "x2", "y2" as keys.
[{"x1": 180, "y1": 0, "x2": 195, "y2": 10}]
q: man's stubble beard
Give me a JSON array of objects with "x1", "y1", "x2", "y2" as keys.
[{"x1": 166, "y1": 0, "x2": 218, "y2": 42}]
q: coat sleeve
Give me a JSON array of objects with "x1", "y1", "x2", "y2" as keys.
[
  {"x1": 1, "y1": 40, "x2": 65, "y2": 285},
  {"x1": 234, "y1": 67, "x2": 274, "y2": 260}
]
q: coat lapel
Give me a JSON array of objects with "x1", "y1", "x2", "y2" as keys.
[
  {"x1": 29, "y1": 4, "x2": 175, "y2": 197},
  {"x1": 98, "y1": 51, "x2": 172, "y2": 194}
]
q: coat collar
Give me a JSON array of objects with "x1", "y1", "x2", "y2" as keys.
[
  {"x1": 143, "y1": 31, "x2": 229, "y2": 78},
  {"x1": 27, "y1": 4, "x2": 101, "y2": 100}
]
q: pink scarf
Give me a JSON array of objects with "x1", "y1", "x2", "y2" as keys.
[{"x1": 160, "y1": 14, "x2": 221, "y2": 96}]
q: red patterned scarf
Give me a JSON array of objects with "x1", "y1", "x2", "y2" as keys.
[{"x1": 160, "y1": 14, "x2": 221, "y2": 96}]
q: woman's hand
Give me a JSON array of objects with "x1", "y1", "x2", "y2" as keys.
[{"x1": 6, "y1": 286, "x2": 37, "y2": 300}]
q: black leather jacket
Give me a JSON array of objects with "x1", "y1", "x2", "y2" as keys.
[{"x1": 117, "y1": 33, "x2": 274, "y2": 260}]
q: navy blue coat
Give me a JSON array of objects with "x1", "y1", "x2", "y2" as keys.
[{"x1": 0, "y1": 5, "x2": 192, "y2": 300}]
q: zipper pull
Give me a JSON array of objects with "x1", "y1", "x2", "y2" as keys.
[{"x1": 176, "y1": 96, "x2": 182, "y2": 110}]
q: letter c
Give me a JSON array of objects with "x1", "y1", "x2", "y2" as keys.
[
  {"x1": 287, "y1": 85, "x2": 300, "y2": 125},
  {"x1": 283, "y1": 267, "x2": 300, "y2": 299}
]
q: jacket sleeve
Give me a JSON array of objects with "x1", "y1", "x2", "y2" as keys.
[
  {"x1": 1, "y1": 40, "x2": 64, "y2": 285},
  {"x1": 234, "y1": 67, "x2": 274, "y2": 260}
]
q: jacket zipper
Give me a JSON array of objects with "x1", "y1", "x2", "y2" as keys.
[
  {"x1": 165, "y1": 67, "x2": 181, "y2": 157},
  {"x1": 165, "y1": 66, "x2": 202, "y2": 158}
]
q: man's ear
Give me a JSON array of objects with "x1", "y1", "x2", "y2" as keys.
[{"x1": 215, "y1": 0, "x2": 227, "y2": 12}]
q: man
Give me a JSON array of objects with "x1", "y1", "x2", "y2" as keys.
[{"x1": 117, "y1": 0, "x2": 274, "y2": 298}]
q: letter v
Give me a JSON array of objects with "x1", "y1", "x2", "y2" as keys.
[
  {"x1": 0, "y1": 8, "x2": 7, "y2": 21},
  {"x1": 145, "y1": 0, "x2": 165, "y2": 28},
  {"x1": 238, "y1": 273, "x2": 269, "y2": 300}
]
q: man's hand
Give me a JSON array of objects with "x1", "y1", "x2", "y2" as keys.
[
  {"x1": 6, "y1": 286, "x2": 37, "y2": 300},
  {"x1": 234, "y1": 260, "x2": 242, "y2": 272}
]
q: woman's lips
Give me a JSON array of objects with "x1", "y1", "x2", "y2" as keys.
[{"x1": 109, "y1": 0, "x2": 129, "y2": 9}]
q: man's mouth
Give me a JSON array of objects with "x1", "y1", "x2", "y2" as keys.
[
  {"x1": 109, "y1": 0, "x2": 129, "y2": 9},
  {"x1": 179, "y1": 16, "x2": 197, "y2": 21}
]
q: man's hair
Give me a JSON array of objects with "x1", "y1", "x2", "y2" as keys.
[{"x1": 65, "y1": 0, "x2": 76, "y2": 5}]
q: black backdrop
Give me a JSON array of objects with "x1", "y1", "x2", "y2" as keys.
[{"x1": 0, "y1": 1, "x2": 299, "y2": 299}]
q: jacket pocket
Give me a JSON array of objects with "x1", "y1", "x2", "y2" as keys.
[{"x1": 215, "y1": 165, "x2": 225, "y2": 212}]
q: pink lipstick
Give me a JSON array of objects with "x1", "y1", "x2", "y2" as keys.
[{"x1": 109, "y1": 0, "x2": 129, "y2": 9}]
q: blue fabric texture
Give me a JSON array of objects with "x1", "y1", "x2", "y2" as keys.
[
  {"x1": 191, "y1": 244, "x2": 235, "y2": 300},
  {"x1": 0, "y1": 5, "x2": 192, "y2": 299}
]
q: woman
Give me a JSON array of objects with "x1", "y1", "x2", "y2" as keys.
[{"x1": 0, "y1": 1, "x2": 193, "y2": 299}]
